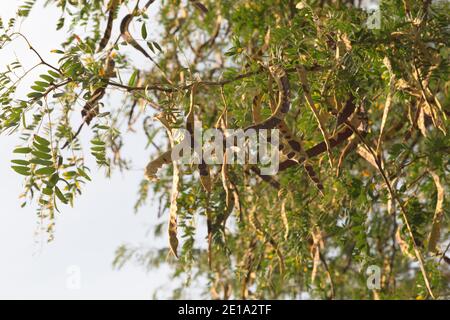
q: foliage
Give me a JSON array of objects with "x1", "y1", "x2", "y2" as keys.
[{"x1": 1, "y1": 0, "x2": 449, "y2": 299}]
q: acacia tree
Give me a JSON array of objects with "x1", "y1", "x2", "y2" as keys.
[{"x1": 0, "y1": 0, "x2": 449, "y2": 299}]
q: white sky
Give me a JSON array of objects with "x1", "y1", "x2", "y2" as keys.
[{"x1": 0, "y1": 0, "x2": 172, "y2": 299}]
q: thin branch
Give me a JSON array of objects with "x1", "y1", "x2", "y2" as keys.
[
  {"x1": 11, "y1": 32, "x2": 62, "y2": 74},
  {"x1": 344, "y1": 120, "x2": 436, "y2": 299},
  {"x1": 106, "y1": 64, "x2": 328, "y2": 93}
]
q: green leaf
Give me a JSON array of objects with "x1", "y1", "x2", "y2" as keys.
[
  {"x1": 224, "y1": 48, "x2": 237, "y2": 56},
  {"x1": 47, "y1": 173, "x2": 60, "y2": 188},
  {"x1": 91, "y1": 139, "x2": 105, "y2": 146},
  {"x1": 152, "y1": 41, "x2": 162, "y2": 52},
  {"x1": 147, "y1": 41, "x2": 155, "y2": 53},
  {"x1": 31, "y1": 85, "x2": 46, "y2": 92},
  {"x1": 77, "y1": 168, "x2": 92, "y2": 181},
  {"x1": 27, "y1": 92, "x2": 43, "y2": 99},
  {"x1": 128, "y1": 70, "x2": 138, "y2": 87},
  {"x1": 33, "y1": 142, "x2": 51, "y2": 153},
  {"x1": 63, "y1": 171, "x2": 77, "y2": 178},
  {"x1": 48, "y1": 70, "x2": 60, "y2": 78},
  {"x1": 42, "y1": 187, "x2": 53, "y2": 196},
  {"x1": 12, "y1": 166, "x2": 31, "y2": 176},
  {"x1": 55, "y1": 187, "x2": 68, "y2": 204},
  {"x1": 13, "y1": 147, "x2": 32, "y2": 154},
  {"x1": 34, "y1": 135, "x2": 51, "y2": 146},
  {"x1": 56, "y1": 17, "x2": 65, "y2": 30},
  {"x1": 40, "y1": 74, "x2": 54, "y2": 83},
  {"x1": 91, "y1": 146, "x2": 105, "y2": 152},
  {"x1": 34, "y1": 81, "x2": 50, "y2": 88},
  {"x1": 30, "y1": 158, "x2": 53, "y2": 166},
  {"x1": 141, "y1": 23, "x2": 147, "y2": 39},
  {"x1": 31, "y1": 150, "x2": 52, "y2": 160},
  {"x1": 92, "y1": 152, "x2": 106, "y2": 161},
  {"x1": 35, "y1": 167, "x2": 56, "y2": 175},
  {"x1": 11, "y1": 159, "x2": 29, "y2": 166}
]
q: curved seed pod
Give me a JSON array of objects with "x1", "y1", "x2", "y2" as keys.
[
  {"x1": 221, "y1": 158, "x2": 231, "y2": 211},
  {"x1": 278, "y1": 125, "x2": 324, "y2": 193},
  {"x1": 62, "y1": 54, "x2": 115, "y2": 149},
  {"x1": 217, "y1": 99, "x2": 234, "y2": 214},
  {"x1": 189, "y1": 0, "x2": 209, "y2": 14},
  {"x1": 81, "y1": 88, "x2": 106, "y2": 125},
  {"x1": 297, "y1": 65, "x2": 333, "y2": 166},
  {"x1": 81, "y1": 56, "x2": 116, "y2": 125},
  {"x1": 396, "y1": 228, "x2": 415, "y2": 259},
  {"x1": 417, "y1": 103, "x2": 429, "y2": 137},
  {"x1": 63, "y1": 54, "x2": 117, "y2": 149},
  {"x1": 428, "y1": 170, "x2": 444, "y2": 253},
  {"x1": 376, "y1": 57, "x2": 396, "y2": 155},
  {"x1": 97, "y1": 0, "x2": 119, "y2": 52},
  {"x1": 279, "y1": 128, "x2": 351, "y2": 171},
  {"x1": 245, "y1": 66, "x2": 290, "y2": 131},
  {"x1": 303, "y1": 161, "x2": 324, "y2": 192},
  {"x1": 187, "y1": 85, "x2": 212, "y2": 192},
  {"x1": 144, "y1": 111, "x2": 179, "y2": 257},
  {"x1": 264, "y1": 79, "x2": 323, "y2": 191},
  {"x1": 283, "y1": 130, "x2": 323, "y2": 191},
  {"x1": 336, "y1": 136, "x2": 358, "y2": 176},
  {"x1": 278, "y1": 96, "x2": 357, "y2": 173},
  {"x1": 277, "y1": 189, "x2": 289, "y2": 240},
  {"x1": 168, "y1": 209, "x2": 179, "y2": 258},
  {"x1": 412, "y1": 60, "x2": 447, "y2": 135},
  {"x1": 165, "y1": 117, "x2": 180, "y2": 258},
  {"x1": 357, "y1": 145, "x2": 379, "y2": 170},
  {"x1": 310, "y1": 228, "x2": 323, "y2": 283},
  {"x1": 248, "y1": 165, "x2": 280, "y2": 188},
  {"x1": 120, "y1": 14, "x2": 150, "y2": 59},
  {"x1": 336, "y1": 94, "x2": 356, "y2": 128},
  {"x1": 241, "y1": 238, "x2": 258, "y2": 299},
  {"x1": 142, "y1": 0, "x2": 156, "y2": 11},
  {"x1": 144, "y1": 149, "x2": 172, "y2": 181},
  {"x1": 120, "y1": 9, "x2": 165, "y2": 76},
  {"x1": 169, "y1": 150, "x2": 180, "y2": 258}
]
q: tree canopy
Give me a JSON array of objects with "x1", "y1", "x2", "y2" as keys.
[{"x1": 0, "y1": 0, "x2": 449, "y2": 299}]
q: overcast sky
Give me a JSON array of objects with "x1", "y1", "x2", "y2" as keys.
[{"x1": 0, "y1": 0, "x2": 173, "y2": 299}]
